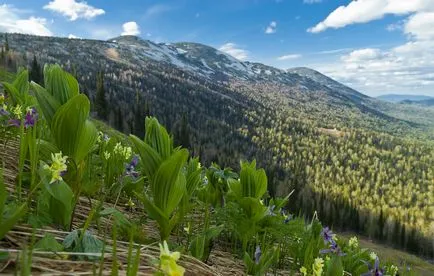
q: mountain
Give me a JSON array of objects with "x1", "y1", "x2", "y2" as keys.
[
  {"x1": 2, "y1": 32, "x2": 434, "y2": 257},
  {"x1": 377, "y1": 94, "x2": 434, "y2": 103}
]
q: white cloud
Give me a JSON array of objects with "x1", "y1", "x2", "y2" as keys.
[
  {"x1": 308, "y1": 0, "x2": 434, "y2": 33},
  {"x1": 404, "y1": 12, "x2": 434, "y2": 40},
  {"x1": 277, "y1": 54, "x2": 302, "y2": 60},
  {"x1": 304, "y1": 0, "x2": 322, "y2": 4},
  {"x1": 68, "y1": 34, "x2": 80, "y2": 39},
  {"x1": 44, "y1": 0, "x2": 105, "y2": 21},
  {"x1": 265, "y1": 21, "x2": 277, "y2": 34},
  {"x1": 121, "y1": 21, "x2": 140, "y2": 36},
  {"x1": 0, "y1": 4, "x2": 52, "y2": 36},
  {"x1": 218, "y1": 43, "x2": 249, "y2": 61}
]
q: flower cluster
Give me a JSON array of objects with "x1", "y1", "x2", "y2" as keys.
[
  {"x1": 320, "y1": 227, "x2": 345, "y2": 256},
  {"x1": 312, "y1": 257, "x2": 324, "y2": 276},
  {"x1": 0, "y1": 103, "x2": 38, "y2": 129},
  {"x1": 24, "y1": 107, "x2": 38, "y2": 128},
  {"x1": 113, "y1": 142, "x2": 132, "y2": 160},
  {"x1": 348, "y1": 236, "x2": 359, "y2": 249},
  {"x1": 43, "y1": 152, "x2": 68, "y2": 184},
  {"x1": 158, "y1": 240, "x2": 185, "y2": 276}
]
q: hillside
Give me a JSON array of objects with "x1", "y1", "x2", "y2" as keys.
[{"x1": 1, "y1": 33, "x2": 434, "y2": 260}]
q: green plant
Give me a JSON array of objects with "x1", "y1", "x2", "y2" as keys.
[
  {"x1": 130, "y1": 117, "x2": 189, "y2": 241},
  {"x1": 0, "y1": 167, "x2": 26, "y2": 239},
  {"x1": 189, "y1": 225, "x2": 223, "y2": 262},
  {"x1": 243, "y1": 245, "x2": 279, "y2": 276},
  {"x1": 32, "y1": 65, "x2": 97, "y2": 228}
]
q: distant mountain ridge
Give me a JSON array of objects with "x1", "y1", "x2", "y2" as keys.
[{"x1": 377, "y1": 94, "x2": 434, "y2": 103}]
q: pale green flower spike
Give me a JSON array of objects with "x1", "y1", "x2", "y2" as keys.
[
  {"x1": 369, "y1": 251, "x2": 377, "y2": 261},
  {"x1": 299, "y1": 266, "x2": 307, "y2": 276},
  {"x1": 349, "y1": 236, "x2": 359, "y2": 249},
  {"x1": 12, "y1": 104, "x2": 23, "y2": 119},
  {"x1": 312, "y1": 257, "x2": 324, "y2": 276},
  {"x1": 158, "y1": 240, "x2": 185, "y2": 276},
  {"x1": 44, "y1": 152, "x2": 68, "y2": 184}
]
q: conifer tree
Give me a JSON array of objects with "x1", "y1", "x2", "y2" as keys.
[{"x1": 95, "y1": 71, "x2": 108, "y2": 120}]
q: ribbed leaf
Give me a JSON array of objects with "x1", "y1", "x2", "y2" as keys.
[
  {"x1": 129, "y1": 134, "x2": 162, "y2": 179},
  {"x1": 240, "y1": 160, "x2": 267, "y2": 199},
  {"x1": 185, "y1": 157, "x2": 202, "y2": 196},
  {"x1": 38, "y1": 140, "x2": 59, "y2": 163},
  {"x1": 44, "y1": 180, "x2": 74, "y2": 229},
  {"x1": 152, "y1": 149, "x2": 188, "y2": 216},
  {"x1": 76, "y1": 120, "x2": 97, "y2": 163},
  {"x1": 2, "y1": 82, "x2": 23, "y2": 105},
  {"x1": 44, "y1": 64, "x2": 79, "y2": 105},
  {"x1": 12, "y1": 70, "x2": 29, "y2": 97},
  {"x1": 144, "y1": 117, "x2": 173, "y2": 159},
  {"x1": 51, "y1": 94, "x2": 95, "y2": 163},
  {"x1": 31, "y1": 81, "x2": 61, "y2": 126}
]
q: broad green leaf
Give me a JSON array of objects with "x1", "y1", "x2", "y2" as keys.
[
  {"x1": 38, "y1": 140, "x2": 59, "y2": 162},
  {"x1": 2, "y1": 82, "x2": 23, "y2": 105},
  {"x1": 240, "y1": 160, "x2": 267, "y2": 199},
  {"x1": 31, "y1": 81, "x2": 61, "y2": 126},
  {"x1": 44, "y1": 64, "x2": 79, "y2": 105},
  {"x1": 152, "y1": 149, "x2": 188, "y2": 216},
  {"x1": 44, "y1": 180, "x2": 74, "y2": 229},
  {"x1": 130, "y1": 134, "x2": 162, "y2": 179},
  {"x1": 12, "y1": 69, "x2": 29, "y2": 97},
  {"x1": 51, "y1": 94, "x2": 96, "y2": 163},
  {"x1": 34, "y1": 233, "x2": 64, "y2": 252},
  {"x1": 144, "y1": 117, "x2": 173, "y2": 159}
]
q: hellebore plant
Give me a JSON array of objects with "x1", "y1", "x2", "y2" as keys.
[
  {"x1": 130, "y1": 117, "x2": 189, "y2": 241},
  {"x1": 31, "y1": 65, "x2": 97, "y2": 229}
]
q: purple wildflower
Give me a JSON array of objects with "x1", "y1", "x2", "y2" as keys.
[
  {"x1": 125, "y1": 155, "x2": 139, "y2": 178},
  {"x1": 362, "y1": 257, "x2": 384, "y2": 276},
  {"x1": 24, "y1": 107, "x2": 38, "y2": 128},
  {"x1": 321, "y1": 227, "x2": 334, "y2": 244},
  {"x1": 254, "y1": 246, "x2": 262, "y2": 264},
  {"x1": 0, "y1": 108, "x2": 9, "y2": 116},
  {"x1": 8, "y1": 118, "x2": 21, "y2": 127},
  {"x1": 320, "y1": 240, "x2": 346, "y2": 256}
]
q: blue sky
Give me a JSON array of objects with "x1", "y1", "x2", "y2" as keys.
[{"x1": 1, "y1": 0, "x2": 434, "y2": 96}]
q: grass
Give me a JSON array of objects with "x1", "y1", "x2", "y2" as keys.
[{"x1": 341, "y1": 232, "x2": 434, "y2": 276}]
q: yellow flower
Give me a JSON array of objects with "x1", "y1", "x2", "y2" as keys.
[
  {"x1": 369, "y1": 252, "x2": 377, "y2": 261},
  {"x1": 43, "y1": 152, "x2": 68, "y2": 184},
  {"x1": 312, "y1": 257, "x2": 324, "y2": 276},
  {"x1": 300, "y1": 266, "x2": 307, "y2": 276},
  {"x1": 0, "y1": 94, "x2": 5, "y2": 105},
  {"x1": 158, "y1": 241, "x2": 185, "y2": 276}
]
